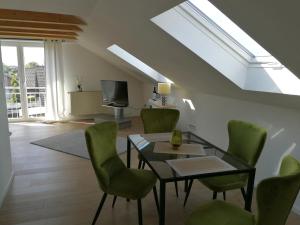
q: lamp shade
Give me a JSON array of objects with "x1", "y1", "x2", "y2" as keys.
[{"x1": 158, "y1": 83, "x2": 171, "y2": 95}]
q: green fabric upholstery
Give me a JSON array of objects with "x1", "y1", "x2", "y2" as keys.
[
  {"x1": 227, "y1": 120, "x2": 267, "y2": 166},
  {"x1": 256, "y1": 155, "x2": 300, "y2": 225},
  {"x1": 140, "y1": 108, "x2": 180, "y2": 134},
  {"x1": 108, "y1": 169, "x2": 157, "y2": 199},
  {"x1": 201, "y1": 120, "x2": 267, "y2": 192},
  {"x1": 85, "y1": 121, "x2": 157, "y2": 199},
  {"x1": 185, "y1": 155, "x2": 300, "y2": 225},
  {"x1": 201, "y1": 174, "x2": 248, "y2": 192},
  {"x1": 186, "y1": 200, "x2": 255, "y2": 225},
  {"x1": 139, "y1": 108, "x2": 180, "y2": 163}
]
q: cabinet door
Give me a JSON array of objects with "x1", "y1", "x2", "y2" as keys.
[{"x1": 70, "y1": 91, "x2": 112, "y2": 115}]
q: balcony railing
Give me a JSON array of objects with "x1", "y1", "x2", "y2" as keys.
[{"x1": 5, "y1": 87, "x2": 46, "y2": 119}]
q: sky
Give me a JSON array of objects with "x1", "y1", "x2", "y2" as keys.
[{"x1": 1, "y1": 46, "x2": 44, "y2": 66}]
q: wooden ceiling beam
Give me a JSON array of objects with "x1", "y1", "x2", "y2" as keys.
[
  {"x1": 0, "y1": 27, "x2": 78, "y2": 36},
  {"x1": 0, "y1": 8, "x2": 86, "y2": 25},
  {"x1": 0, "y1": 32, "x2": 77, "y2": 40},
  {"x1": 0, "y1": 20, "x2": 82, "y2": 32}
]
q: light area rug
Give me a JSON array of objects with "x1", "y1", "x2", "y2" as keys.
[{"x1": 31, "y1": 129, "x2": 127, "y2": 159}]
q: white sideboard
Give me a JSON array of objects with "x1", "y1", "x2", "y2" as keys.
[{"x1": 69, "y1": 91, "x2": 112, "y2": 115}]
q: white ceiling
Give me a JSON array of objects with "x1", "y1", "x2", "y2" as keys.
[{"x1": 1, "y1": 0, "x2": 300, "y2": 109}]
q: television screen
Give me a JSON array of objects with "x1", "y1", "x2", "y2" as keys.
[{"x1": 101, "y1": 80, "x2": 129, "y2": 107}]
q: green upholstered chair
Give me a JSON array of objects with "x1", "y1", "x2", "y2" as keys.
[
  {"x1": 139, "y1": 108, "x2": 180, "y2": 195},
  {"x1": 138, "y1": 108, "x2": 180, "y2": 168},
  {"x1": 185, "y1": 155, "x2": 300, "y2": 225},
  {"x1": 140, "y1": 108, "x2": 180, "y2": 134},
  {"x1": 85, "y1": 122, "x2": 158, "y2": 225},
  {"x1": 184, "y1": 120, "x2": 267, "y2": 206}
]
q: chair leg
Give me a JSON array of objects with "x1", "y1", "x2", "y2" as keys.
[
  {"x1": 138, "y1": 159, "x2": 143, "y2": 169},
  {"x1": 141, "y1": 161, "x2": 146, "y2": 169},
  {"x1": 153, "y1": 186, "x2": 159, "y2": 214},
  {"x1": 223, "y1": 192, "x2": 226, "y2": 201},
  {"x1": 92, "y1": 193, "x2": 107, "y2": 225},
  {"x1": 137, "y1": 199, "x2": 143, "y2": 225},
  {"x1": 184, "y1": 179, "x2": 189, "y2": 192},
  {"x1": 213, "y1": 191, "x2": 217, "y2": 200},
  {"x1": 174, "y1": 180, "x2": 179, "y2": 197},
  {"x1": 112, "y1": 196, "x2": 117, "y2": 208},
  {"x1": 183, "y1": 179, "x2": 194, "y2": 206},
  {"x1": 241, "y1": 187, "x2": 246, "y2": 201}
]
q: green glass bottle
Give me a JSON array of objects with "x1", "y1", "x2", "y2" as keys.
[{"x1": 171, "y1": 130, "x2": 182, "y2": 150}]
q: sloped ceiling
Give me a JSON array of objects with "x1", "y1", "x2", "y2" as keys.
[
  {"x1": 1, "y1": 0, "x2": 300, "y2": 109},
  {"x1": 78, "y1": 0, "x2": 300, "y2": 109},
  {"x1": 210, "y1": 0, "x2": 300, "y2": 80}
]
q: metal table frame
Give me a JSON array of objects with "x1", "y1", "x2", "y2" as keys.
[{"x1": 127, "y1": 131, "x2": 255, "y2": 225}]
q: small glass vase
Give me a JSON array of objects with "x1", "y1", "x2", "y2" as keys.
[{"x1": 171, "y1": 130, "x2": 182, "y2": 150}]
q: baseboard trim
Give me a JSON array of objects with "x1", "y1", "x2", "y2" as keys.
[{"x1": 0, "y1": 171, "x2": 14, "y2": 207}]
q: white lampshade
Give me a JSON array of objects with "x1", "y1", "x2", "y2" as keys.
[{"x1": 157, "y1": 83, "x2": 171, "y2": 96}]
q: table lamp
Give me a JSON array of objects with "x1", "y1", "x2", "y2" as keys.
[{"x1": 158, "y1": 82, "x2": 171, "y2": 106}]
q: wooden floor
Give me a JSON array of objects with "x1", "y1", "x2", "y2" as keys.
[{"x1": 0, "y1": 117, "x2": 299, "y2": 225}]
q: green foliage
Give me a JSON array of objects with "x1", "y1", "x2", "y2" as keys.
[
  {"x1": 10, "y1": 72, "x2": 19, "y2": 87},
  {"x1": 3, "y1": 64, "x2": 17, "y2": 77},
  {"x1": 27, "y1": 95, "x2": 36, "y2": 102},
  {"x1": 25, "y1": 62, "x2": 39, "y2": 69},
  {"x1": 9, "y1": 72, "x2": 19, "y2": 103}
]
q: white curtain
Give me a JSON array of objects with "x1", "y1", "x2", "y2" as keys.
[{"x1": 45, "y1": 40, "x2": 66, "y2": 121}]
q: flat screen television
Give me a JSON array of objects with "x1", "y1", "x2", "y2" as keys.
[{"x1": 101, "y1": 80, "x2": 129, "y2": 107}]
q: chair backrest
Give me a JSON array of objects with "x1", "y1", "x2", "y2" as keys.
[
  {"x1": 256, "y1": 155, "x2": 300, "y2": 225},
  {"x1": 140, "y1": 108, "x2": 180, "y2": 134},
  {"x1": 85, "y1": 121, "x2": 125, "y2": 192},
  {"x1": 227, "y1": 120, "x2": 267, "y2": 166}
]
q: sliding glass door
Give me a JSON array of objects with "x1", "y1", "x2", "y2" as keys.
[
  {"x1": 23, "y1": 46, "x2": 46, "y2": 118},
  {"x1": 1, "y1": 45, "x2": 23, "y2": 119},
  {"x1": 1, "y1": 41, "x2": 46, "y2": 120}
]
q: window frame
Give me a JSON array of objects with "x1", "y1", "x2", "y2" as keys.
[{"x1": 181, "y1": 1, "x2": 282, "y2": 68}]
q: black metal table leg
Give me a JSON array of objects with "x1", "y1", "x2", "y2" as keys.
[
  {"x1": 159, "y1": 181, "x2": 166, "y2": 225},
  {"x1": 245, "y1": 169, "x2": 256, "y2": 211},
  {"x1": 126, "y1": 137, "x2": 131, "y2": 202},
  {"x1": 127, "y1": 137, "x2": 131, "y2": 168},
  {"x1": 183, "y1": 179, "x2": 193, "y2": 206}
]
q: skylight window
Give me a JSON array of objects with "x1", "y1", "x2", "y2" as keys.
[
  {"x1": 151, "y1": 0, "x2": 300, "y2": 96},
  {"x1": 189, "y1": 0, "x2": 270, "y2": 57},
  {"x1": 107, "y1": 44, "x2": 173, "y2": 83}
]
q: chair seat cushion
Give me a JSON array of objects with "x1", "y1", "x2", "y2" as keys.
[
  {"x1": 185, "y1": 200, "x2": 255, "y2": 225},
  {"x1": 200, "y1": 174, "x2": 247, "y2": 192},
  {"x1": 107, "y1": 168, "x2": 157, "y2": 199}
]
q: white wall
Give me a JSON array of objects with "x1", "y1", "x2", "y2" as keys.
[
  {"x1": 62, "y1": 43, "x2": 146, "y2": 117},
  {"x1": 0, "y1": 46, "x2": 13, "y2": 206},
  {"x1": 143, "y1": 83, "x2": 300, "y2": 213},
  {"x1": 245, "y1": 66, "x2": 300, "y2": 96}
]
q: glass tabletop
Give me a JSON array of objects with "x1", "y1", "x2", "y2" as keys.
[{"x1": 128, "y1": 132, "x2": 254, "y2": 182}]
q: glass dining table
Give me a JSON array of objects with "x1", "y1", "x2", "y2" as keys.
[{"x1": 126, "y1": 131, "x2": 256, "y2": 225}]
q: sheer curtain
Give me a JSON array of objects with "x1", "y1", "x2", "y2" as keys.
[{"x1": 45, "y1": 40, "x2": 66, "y2": 121}]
